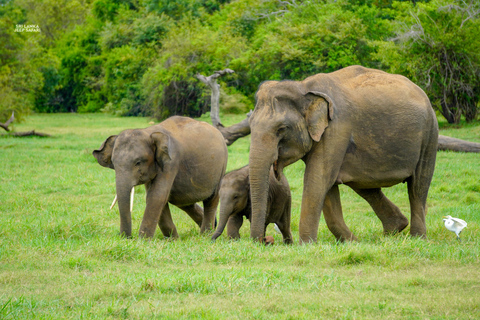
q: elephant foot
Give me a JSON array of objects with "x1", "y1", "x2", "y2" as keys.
[
  {"x1": 409, "y1": 227, "x2": 427, "y2": 238},
  {"x1": 119, "y1": 231, "x2": 132, "y2": 239},
  {"x1": 158, "y1": 227, "x2": 179, "y2": 239},
  {"x1": 200, "y1": 226, "x2": 214, "y2": 234},
  {"x1": 382, "y1": 215, "x2": 409, "y2": 235},
  {"x1": 164, "y1": 234, "x2": 179, "y2": 241},
  {"x1": 337, "y1": 233, "x2": 358, "y2": 242}
]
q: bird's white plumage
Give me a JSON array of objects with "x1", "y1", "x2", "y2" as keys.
[{"x1": 443, "y1": 215, "x2": 467, "y2": 239}]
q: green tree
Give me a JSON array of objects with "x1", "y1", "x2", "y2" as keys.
[
  {"x1": 142, "y1": 16, "x2": 246, "y2": 120},
  {"x1": 375, "y1": 0, "x2": 480, "y2": 123},
  {"x1": 0, "y1": 1, "x2": 42, "y2": 123},
  {"x1": 16, "y1": 0, "x2": 87, "y2": 47}
]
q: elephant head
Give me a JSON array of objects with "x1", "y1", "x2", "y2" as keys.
[
  {"x1": 248, "y1": 80, "x2": 335, "y2": 240},
  {"x1": 93, "y1": 129, "x2": 172, "y2": 237},
  {"x1": 211, "y1": 167, "x2": 250, "y2": 241}
]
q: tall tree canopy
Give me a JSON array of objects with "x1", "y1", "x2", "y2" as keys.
[{"x1": 1, "y1": 0, "x2": 479, "y2": 124}]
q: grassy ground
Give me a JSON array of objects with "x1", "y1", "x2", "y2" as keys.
[{"x1": 1, "y1": 113, "x2": 479, "y2": 319}]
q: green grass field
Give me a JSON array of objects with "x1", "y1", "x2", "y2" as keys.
[{"x1": 1, "y1": 113, "x2": 479, "y2": 319}]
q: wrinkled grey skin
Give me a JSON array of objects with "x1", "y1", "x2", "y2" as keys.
[
  {"x1": 248, "y1": 66, "x2": 439, "y2": 243},
  {"x1": 211, "y1": 165, "x2": 293, "y2": 244},
  {"x1": 93, "y1": 116, "x2": 228, "y2": 238}
]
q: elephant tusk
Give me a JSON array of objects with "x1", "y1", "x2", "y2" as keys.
[
  {"x1": 110, "y1": 187, "x2": 134, "y2": 211},
  {"x1": 130, "y1": 187, "x2": 134, "y2": 213},
  {"x1": 110, "y1": 195, "x2": 117, "y2": 210}
]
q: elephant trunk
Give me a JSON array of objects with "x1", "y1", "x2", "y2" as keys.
[
  {"x1": 211, "y1": 202, "x2": 232, "y2": 241},
  {"x1": 115, "y1": 174, "x2": 134, "y2": 238},
  {"x1": 249, "y1": 133, "x2": 278, "y2": 241}
]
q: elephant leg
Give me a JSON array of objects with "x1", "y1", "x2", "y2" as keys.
[
  {"x1": 178, "y1": 204, "x2": 203, "y2": 228},
  {"x1": 201, "y1": 189, "x2": 220, "y2": 233},
  {"x1": 323, "y1": 185, "x2": 357, "y2": 242},
  {"x1": 140, "y1": 178, "x2": 174, "y2": 238},
  {"x1": 408, "y1": 137, "x2": 437, "y2": 238},
  {"x1": 158, "y1": 204, "x2": 179, "y2": 239},
  {"x1": 408, "y1": 181, "x2": 427, "y2": 237},
  {"x1": 298, "y1": 175, "x2": 326, "y2": 243},
  {"x1": 226, "y1": 214, "x2": 243, "y2": 239},
  {"x1": 352, "y1": 187, "x2": 409, "y2": 235},
  {"x1": 299, "y1": 140, "x2": 349, "y2": 243},
  {"x1": 276, "y1": 199, "x2": 293, "y2": 244},
  {"x1": 275, "y1": 221, "x2": 293, "y2": 244}
]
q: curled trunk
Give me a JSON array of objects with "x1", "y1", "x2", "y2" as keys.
[{"x1": 211, "y1": 203, "x2": 232, "y2": 240}]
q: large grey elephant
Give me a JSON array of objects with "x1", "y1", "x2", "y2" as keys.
[
  {"x1": 93, "y1": 116, "x2": 228, "y2": 238},
  {"x1": 211, "y1": 165, "x2": 293, "y2": 243},
  {"x1": 248, "y1": 65, "x2": 439, "y2": 243}
]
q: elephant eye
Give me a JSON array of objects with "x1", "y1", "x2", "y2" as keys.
[
  {"x1": 134, "y1": 159, "x2": 143, "y2": 167},
  {"x1": 276, "y1": 125, "x2": 288, "y2": 137}
]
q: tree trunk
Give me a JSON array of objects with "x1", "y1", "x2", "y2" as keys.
[
  {"x1": 196, "y1": 69, "x2": 252, "y2": 146},
  {"x1": 1, "y1": 112, "x2": 51, "y2": 137},
  {"x1": 216, "y1": 112, "x2": 252, "y2": 146},
  {"x1": 438, "y1": 135, "x2": 480, "y2": 153},
  {"x1": 0, "y1": 112, "x2": 14, "y2": 131},
  {"x1": 196, "y1": 69, "x2": 234, "y2": 127}
]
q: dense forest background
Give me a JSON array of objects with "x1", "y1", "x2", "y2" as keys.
[{"x1": 1, "y1": 0, "x2": 479, "y2": 124}]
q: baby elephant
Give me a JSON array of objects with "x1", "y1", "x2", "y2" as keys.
[{"x1": 211, "y1": 165, "x2": 293, "y2": 244}]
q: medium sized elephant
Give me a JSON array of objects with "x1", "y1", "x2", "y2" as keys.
[
  {"x1": 211, "y1": 165, "x2": 293, "y2": 244},
  {"x1": 93, "y1": 116, "x2": 228, "y2": 239}
]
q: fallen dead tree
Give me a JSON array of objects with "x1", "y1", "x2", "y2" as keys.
[
  {"x1": 438, "y1": 135, "x2": 480, "y2": 153},
  {"x1": 196, "y1": 69, "x2": 251, "y2": 146},
  {"x1": 0, "y1": 112, "x2": 51, "y2": 137}
]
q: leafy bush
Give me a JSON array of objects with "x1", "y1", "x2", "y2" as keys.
[
  {"x1": 375, "y1": 0, "x2": 480, "y2": 123},
  {"x1": 3, "y1": 0, "x2": 479, "y2": 123},
  {"x1": 141, "y1": 16, "x2": 246, "y2": 120},
  {"x1": 0, "y1": 7, "x2": 42, "y2": 122},
  {"x1": 230, "y1": 1, "x2": 392, "y2": 100}
]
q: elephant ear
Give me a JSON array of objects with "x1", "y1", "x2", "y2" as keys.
[
  {"x1": 151, "y1": 131, "x2": 171, "y2": 171},
  {"x1": 305, "y1": 91, "x2": 335, "y2": 142},
  {"x1": 92, "y1": 135, "x2": 117, "y2": 169}
]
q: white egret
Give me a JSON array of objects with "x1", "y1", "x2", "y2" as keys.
[{"x1": 443, "y1": 215, "x2": 467, "y2": 240}]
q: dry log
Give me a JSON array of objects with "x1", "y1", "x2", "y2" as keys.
[
  {"x1": 217, "y1": 112, "x2": 252, "y2": 146},
  {"x1": 0, "y1": 112, "x2": 51, "y2": 137},
  {"x1": 10, "y1": 130, "x2": 51, "y2": 137},
  {"x1": 438, "y1": 135, "x2": 480, "y2": 153}
]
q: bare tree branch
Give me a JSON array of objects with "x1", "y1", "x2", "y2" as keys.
[
  {"x1": 439, "y1": 0, "x2": 480, "y2": 28},
  {"x1": 0, "y1": 112, "x2": 15, "y2": 132},
  {"x1": 196, "y1": 69, "x2": 234, "y2": 127},
  {"x1": 196, "y1": 69, "x2": 252, "y2": 146},
  {"x1": 0, "y1": 111, "x2": 51, "y2": 137}
]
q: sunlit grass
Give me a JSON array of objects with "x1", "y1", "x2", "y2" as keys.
[{"x1": 1, "y1": 113, "x2": 479, "y2": 318}]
